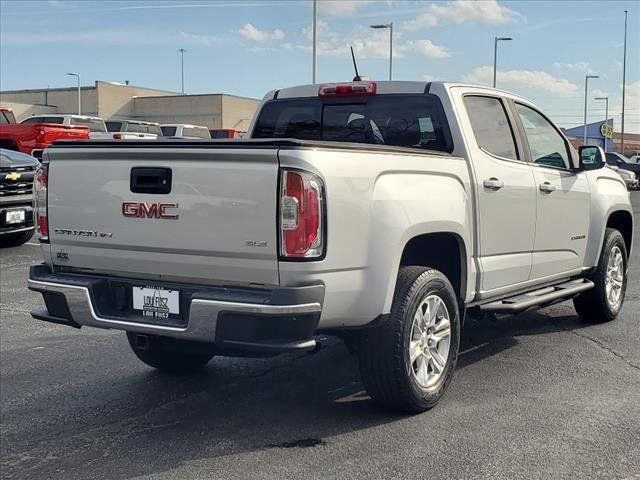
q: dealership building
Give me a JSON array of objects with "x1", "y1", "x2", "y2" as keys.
[
  {"x1": 0, "y1": 81, "x2": 261, "y2": 131},
  {"x1": 563, "y1": 119, "x2": 640, "y2": 156}
]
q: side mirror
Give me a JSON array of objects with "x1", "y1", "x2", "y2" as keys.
[{"x1": 578, "y1": 145, "x2": 605, "y2": 171}]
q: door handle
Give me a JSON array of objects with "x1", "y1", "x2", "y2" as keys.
[
  {"x1": 539, "y1": 182, "x2": 556, "y2": 193},
  {"x1": 483, "y1": 177, "x2": 504, "y2": 190}
]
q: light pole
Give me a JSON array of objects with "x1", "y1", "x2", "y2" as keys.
[
  {"x1": 493, "y1": 36, "x2": 512, "y2": 88},
  {"x1": 370, "y1": 23, "x2": 393, "y2": 81},
  {"x1": 583, "y1": 74, "x2": 599, "y2": 144},
  {"x1": 621, "y1": 10, "x2": 628, "y2": 154},
  {"x1": 594, "y1": 96, "x2": 609, "y2": 151},
  {"x1": 66, "y1": 73, "x2": 80, "y2": 115},
  {"x1": 312, "y1": 0, "x2": 317, "y2": 83},
  {"x1": 179, "y1": 48, "x2": 186, "y2": 94}
]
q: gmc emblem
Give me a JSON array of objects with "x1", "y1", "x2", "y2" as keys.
[{"x1": 122, "y1": 202, "x2": 179, "y2": 219}]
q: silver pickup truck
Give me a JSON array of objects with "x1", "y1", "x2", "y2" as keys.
[{"x1": 28, "y1": 81, "x2": 633, "y2": 413}]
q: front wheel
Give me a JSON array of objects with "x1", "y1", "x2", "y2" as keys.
[
  {"x1": 126, "y1": 332, "x2": 214, "y2": 372},
  {"x1": 574, "y1": 228, "x2": 628, "y2": 323},
  {"x1": 357, "y1": 267, "x2": 461, "y2": 413}
]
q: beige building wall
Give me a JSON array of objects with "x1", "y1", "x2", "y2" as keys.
[
  {"x1": 96, "y1": 82, "x2": 175, "y2": 119},
  {"x1": 2, "y1": 102, "x2": 58, "y2": 121},
  {"x1": 133, "y1": 95, "x2": 223, "y2": 127},
  {"x1": 1, "y1": 87, "x2": 99, "y2": 116},
  {"x1": 221, "y1": 95, "x2": 260, "y2": 131}
]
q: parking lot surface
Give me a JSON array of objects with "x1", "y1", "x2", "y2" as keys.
[{"x1": 1, "y1": 194, "x2": 639, "y2": 480}]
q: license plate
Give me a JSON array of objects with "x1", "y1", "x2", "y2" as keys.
[
  {"x1": 132, "y1": 286, "x2": 179, "y2": 319},
  {"x1": 5, "y1": 210, "x2": 25, "y2": 224}
]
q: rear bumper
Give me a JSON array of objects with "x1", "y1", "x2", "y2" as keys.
[{"x1": 28, "y1": 264, "x2": 324, "y2": 355}]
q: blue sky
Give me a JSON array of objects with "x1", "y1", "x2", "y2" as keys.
[{"x1": 1, "y1": 0, "x2": 639, "y2": 131}]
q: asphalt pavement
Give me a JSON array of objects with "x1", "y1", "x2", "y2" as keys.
[{"x1": 1, "y1": 194, "x2": 639, "y2": 480}]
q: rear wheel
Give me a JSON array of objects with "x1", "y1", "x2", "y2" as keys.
[
  {"x1": 574, "y1": 228, "x2": 628, "y2": 323},
  {"x1": 126, "y1": 332, "x2": 214, "y2": 372},
  {"x1": 358, "y1": 267, "x2": 461, "y2": 413},
  {"x1": 0, "y1": 229, "x2": 34, "y2": 248}
]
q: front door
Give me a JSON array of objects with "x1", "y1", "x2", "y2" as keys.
[{"x1": 513, "y1": 102, "x2": 591, "y2": 280}]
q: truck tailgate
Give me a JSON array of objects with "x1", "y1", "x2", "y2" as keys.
[{"x1": 46, "y1": 146, "x2": 280, "y2": 286}]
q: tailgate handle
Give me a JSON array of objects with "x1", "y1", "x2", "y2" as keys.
[{"x1": 130, "y1": 167, "x2": 172, "y2": 194}]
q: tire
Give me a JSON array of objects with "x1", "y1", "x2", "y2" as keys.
[
  {"x1": 574, "y1": 228, "x2": 628, "y2": 323},
  {"x1": 358, "y1": 267, "x2": 461, "y2": 413},
  {"x1": 126, "y1": 332, "x2": 214, "y2": 372},
  {"x1": 0, "y1": 229, "x2": 34, "y2": 248}
]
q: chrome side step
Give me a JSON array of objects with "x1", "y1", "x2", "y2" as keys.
[{"x1": 479, "y1": 278, "x2": 594, "y2": 313}]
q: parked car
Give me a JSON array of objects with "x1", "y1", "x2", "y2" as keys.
[
  {"x1": 629, "y1": 153, "x2": 640, "y2": 164},
  {"x1": 160, "y1": 124, "x2": 211, "y2": 139},
  {"x1": 605, "y1": 152, "x2": 640, "y2": 190},
  {"x1": 0, "y1": 108, "x2": 89, "y2": 160},
  {"x1": 106, "y1": 120, "x2": 163, "y2": 139},
  {"x1": 209, "y1": 129, "x2": 245, "y2": 139},
  {"x1": 21, "y1": 114, "x2": 109, "y2": 140},
  {"x1": 28, "y1": 81, "x2": 632, "y2": 413},
  {"x1": 0, "y1": 148, "x2": 38, "y2": 247}
]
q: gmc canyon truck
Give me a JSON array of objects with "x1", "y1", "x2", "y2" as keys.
[{"x1": 28, "y1": 81, "x2": 633, "y2": 413}]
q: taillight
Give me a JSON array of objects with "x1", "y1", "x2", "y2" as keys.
[
  {"x1": 279, "y1": 169, "x2": 324, "y2": 259},
  {"x1": 113, "y1": 133, "x2": 123, "y2": 140},
  {"x1": 34, "y1": 164, "x2": 49, "y2": 240},
  {"x1": 318, "y1": 81, "x2": 376, "y2": 97}
]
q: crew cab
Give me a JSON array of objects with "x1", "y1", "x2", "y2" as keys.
[
  {"x1": 160, "y1": 124, "x2": 211, "y2": 139},
  {"x1": 0, "y1": 108, "x2": 89, "y2": 160},
  {"x1": 28, "y1": 81, "x2": 633, "y2": 413},
  {"x1": 106, "y1": 120, "x2": 163, "y2": 139},
  {"x1": 21, "y1": 114, "x2": 109, "y2": 140}
]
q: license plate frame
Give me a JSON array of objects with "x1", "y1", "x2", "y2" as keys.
[
  {"x1": 132, "y1": 286, "x2": 180, "y2": 320},
  {"x1": 5, "y1": 209, "x2": 26, "y2": 224}
]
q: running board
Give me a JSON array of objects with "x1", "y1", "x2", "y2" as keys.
[{"x1": 479, "y1": 278, "x2": 594, "y2": 313}]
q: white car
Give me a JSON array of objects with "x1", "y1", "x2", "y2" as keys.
[
  {"x1": 160, "y1": 124, "x2": 211, "y2": 139},
  {"x1": 21, "y1": 114, "x2": 109, "y2": 139},
  {"x1": 628, "y1": 154, "x2": 640, "y2": 164}
]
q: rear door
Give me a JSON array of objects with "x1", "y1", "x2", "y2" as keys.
[
  {"x1": 46, "y1": 146, "x2": 280, "y2": 286},
  {"x1": 512, "y1": 102, "x2": 590, "y2": 279},
  {"x1": 462, "y1": 94, "x2": 537, "y2": 294}
]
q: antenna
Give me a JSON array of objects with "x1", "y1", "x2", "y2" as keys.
[{"x1": 350, "y1": 46, "x2": 361, "y2": 81}]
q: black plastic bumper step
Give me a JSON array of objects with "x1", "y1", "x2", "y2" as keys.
[{"x1": 479, "y1": 278, "x2": 594, "y2": 313}]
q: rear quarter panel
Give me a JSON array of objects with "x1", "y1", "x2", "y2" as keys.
[{"x1": 277, "y1": 147, "x2": 473, "y2": 329}]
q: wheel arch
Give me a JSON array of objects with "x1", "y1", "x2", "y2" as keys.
[{"x1": 606, "y1": 210, "x2": 633, "y2": 256}]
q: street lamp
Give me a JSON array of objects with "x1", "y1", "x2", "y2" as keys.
[
  {"x1": 370, "y1": 23, "x2": 393, "y2": 81},
  {"x1": 66, "y1": 72, "x2": 81, "y2": 115},
  {"x1": 493, "y1": 36, "x2": 512, "y2": 88},
  {"x1": 312, "y1": 0, "x2": 317, "y2": 83},
  {"x1": 594, "y1": 96, "x2": 609, "y2": 152},
  {"x1": 179, "y1": 48, "x2": 186, "y2": 94},
  {"x1": 583, "y1": 74, "x2": 599, "y2": 144}
]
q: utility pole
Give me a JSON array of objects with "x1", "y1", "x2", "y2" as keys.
[
  {"x1": 594, "y1": 96, "x2": 609, "y2": 151},
  {"x1": 66, "y1": 73, "x2": 81, "y2": 115},
  {"x1": 621, "y1": 10, "x2": 628, "y2": 154},
  {"x1": 583, "y1": 74, "x2": 599, "y2": 144},
  {"x1": 179, "y1": 48, "x2": 186, "y2": 94},
  {"x1": 370, "y1": 23, "x2": 393, "y2": 80},
  {"x1": 312, "y1": 0, "x2": 317, "y2": 83},
  {"x1": 493, "y1": 36, "x2": 512, "y2": 88}
]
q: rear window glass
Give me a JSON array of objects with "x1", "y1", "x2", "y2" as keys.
[
  {"x1": 161, "y1": 126, "x2": 177, "y2": 136},
  {"x1": 105, "y1": 121, "x2": 123, "y2": 132},
  {"x1": 70, "y1": 117, "x2": 106, "y2": 132},
  {"x1": 182, "y1": 127, "x2": 211, "y2": 139},
  {"x1": 126, "y1": 122, "x2": 147, "y2": 133},
  {"x1": 464, "y1": 96, "x2": 518, "y2": 160},
  {"x1": 147, "y1": 124, "x2": 161, "y2": 135},
  {"x1": 211, "y1": 130, "x2": 230, "y2": 139},
  {"x1": 21, "y1": 116, "x2": 64, "y2": 124},
  {"x1": 253, "y1": 94, "x2": 453, "y2": 152}
]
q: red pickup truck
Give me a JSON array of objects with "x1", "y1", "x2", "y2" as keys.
[{"x1": 0, "y1": 107, "x2": 89, "y2": 160}]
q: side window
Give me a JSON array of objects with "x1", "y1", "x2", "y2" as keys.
[
  {"x1": 464, "y1": 96, "x2": 518, "y2": 160},
  {"x1": 515, "y1": 103, "x2": 570, "y2": 169},
  {"x1": 0, "y1": 112, "x2": 8, "y2": 124}
]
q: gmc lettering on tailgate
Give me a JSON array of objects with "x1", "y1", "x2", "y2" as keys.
[{"x1": 122, "y1": 202, "x2": 179, "y2": 219}]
